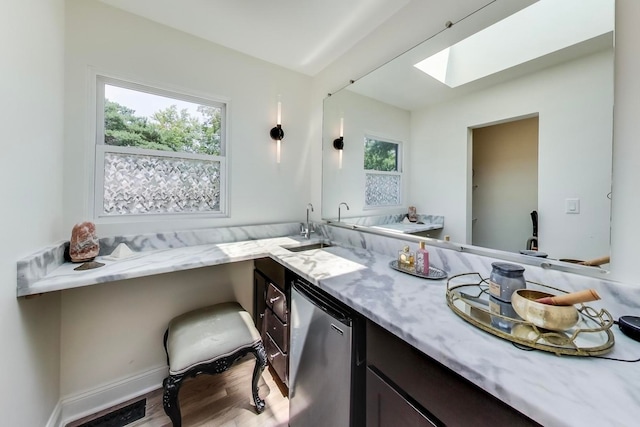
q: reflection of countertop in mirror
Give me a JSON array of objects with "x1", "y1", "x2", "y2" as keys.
[{"x1": 371, "y1": 222, "x2": 443, "y2": 234}]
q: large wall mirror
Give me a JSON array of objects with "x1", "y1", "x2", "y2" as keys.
[{"x1": 322, "y1": 0, "x2": 614, "y2": 271}]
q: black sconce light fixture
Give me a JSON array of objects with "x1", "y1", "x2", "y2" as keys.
[
  {"x1": 270, "y1": 124, "x2": 284, "y2": 140},
  {"x1": 333, "y1": 118, "x2": 344, "y2": 168},
  {"x1": 270, "y1": 100, "x2": 284, "y2": 163}
]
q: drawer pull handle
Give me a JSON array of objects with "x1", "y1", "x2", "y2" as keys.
[
  {"x1": 259, "y1": 313, "x2": 265, "y2": 319},
  {"x1": 269, "y1": 296, "x2": 281, "y2": 304},
  {"x1": 269, "y1": 352, "x2": 279, "y2": 359},
  {"x1": 331, "y1": 324, "x2": 344, "y2": 335}
]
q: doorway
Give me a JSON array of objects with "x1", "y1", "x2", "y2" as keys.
[{"x1": 471, "y1": 116, "x2": 539, "y2": 253}]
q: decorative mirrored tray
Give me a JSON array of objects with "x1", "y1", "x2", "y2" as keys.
[
  {"x1": 446, "y1": 273, "x2": 615, "y2": 356},
  {"x1": 389, "y1": 260, "x2": 448, "y2": 280}
]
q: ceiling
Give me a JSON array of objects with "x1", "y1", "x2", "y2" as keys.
[
  {"x1": 347, "y1": 0, "x2": 614, "y2": 111},
  {"x1": 98, "y1": 0, "x2": 410, "y2": 76}
]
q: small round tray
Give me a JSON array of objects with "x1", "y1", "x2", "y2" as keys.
[{"x1": 389, "y1": 260, "x2": 448, "y2": 280}]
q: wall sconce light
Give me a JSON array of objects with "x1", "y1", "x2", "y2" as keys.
[
  {"x1": 270, "y1": 100, "x2": 284, "y2": 163},
  {"x1": 333, "y1": 117, "x2": 344, "y2": 169}
]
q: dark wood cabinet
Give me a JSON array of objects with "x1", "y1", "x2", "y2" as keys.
[
  {"x1": 367, "y1": 367, "x2": 437, "y2": 427},
  {"x1": 254, "y1": 257, "x2": 289, "y2": 389},
  {"x1": 366, "y1": 321, "x2": 540, "y2": 427}
]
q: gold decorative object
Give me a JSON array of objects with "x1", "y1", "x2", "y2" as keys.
[
  {"x1": 511, "y1": 289, "x2": 579, "y2": 331},
  {"x1": 446, "y1": 273, "x2": 614, "y2": 356}
]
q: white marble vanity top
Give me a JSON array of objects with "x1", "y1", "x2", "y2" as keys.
[
  {"x1": 371, "y1": 221, "x2": 443, "y2": 234},
  {"x1": 17, "y1": 235, "x2": 322, "y2": 296},
  {"x1": 280, "y1": 237, "x2": 640, "y2": 427},
  {"x1": 17, "y1": 223, "x2": 640, "y2": 426}
]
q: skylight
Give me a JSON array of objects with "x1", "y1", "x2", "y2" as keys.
[{"x1": 414, "y1": 0, "x2": 614, "y2": 88}]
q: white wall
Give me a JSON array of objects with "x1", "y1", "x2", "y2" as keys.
[
  {"x1": 610, "y1": 0, "x2": 640, "y2": 282},
  {"x1": 409, "y1": 49, "x2": 613, "y2": 262},
  {"x1": 322, "y1": 90, "x2": 410, "y2": 220},
  {"x1": 0, "y1": 0, "x2": 65, "y2": 426},
  {"x1": 64, "y1": 0, "x2": 313, "y2": 238}
]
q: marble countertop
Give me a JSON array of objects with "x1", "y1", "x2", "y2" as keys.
[
  {"x1": 18, "y1": 235, "x2": 323, "y2": 296},
  {"x1": 274, "y1": 242, "x2": 640, "y2": 427},
  {"x1": 18, "y1": 225, "x2": 640, "y2": 426},
  {"x1": 371, "y1": 221, "x2": 443, "y2": 234}
]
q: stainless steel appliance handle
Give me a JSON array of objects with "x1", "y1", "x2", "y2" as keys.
[{"x1": 292, "y1": 278, "x2": 352, "y2": 326}]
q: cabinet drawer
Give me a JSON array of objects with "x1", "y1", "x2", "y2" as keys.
[
  {"x1": 264, "y1": 331, "x2": 288, "y2": 386},
  {"x1": 264, "y1": 307, "x2": 288, "y2": 353},
  {"x1": 266, "y1": 282, "x2": 288, "y2": 323}
]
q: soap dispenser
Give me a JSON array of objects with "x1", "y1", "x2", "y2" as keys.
[{"x1": 415, "y1": 241, "x2": 430, "y2": 275}]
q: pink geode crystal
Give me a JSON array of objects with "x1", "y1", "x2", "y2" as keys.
[{"x1": 69, "y1": 222, "x2": 99, "y2": 262}]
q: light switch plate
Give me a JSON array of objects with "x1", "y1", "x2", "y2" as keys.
[{"x1": 566, "y1": 198, "x2": 580, "y2": 214}]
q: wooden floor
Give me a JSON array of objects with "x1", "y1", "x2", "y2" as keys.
[{"x1": 67, "y1": 357, "x2": 289, "y2": 427}]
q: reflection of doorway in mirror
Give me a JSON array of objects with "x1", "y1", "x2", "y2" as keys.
[{"x1": 471, "y1": 117, "x2": 539, "y2": 253}]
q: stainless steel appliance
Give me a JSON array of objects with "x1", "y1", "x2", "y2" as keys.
[{"x1": 289, "y1": 276, "x2": 364, "y2": 427}]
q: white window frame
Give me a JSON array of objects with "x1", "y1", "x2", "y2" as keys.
[
  {"x1": 93, "y1": 74, "x2": 229, "y2": 221},
  {"x1": 363, "y1": 134, "x2": 403, "y2": 209}
]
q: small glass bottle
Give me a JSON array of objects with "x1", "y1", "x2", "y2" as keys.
[
  {"x1": 415, "y1": 241, "x2": 430, "y2": 275},
  {"x1": 398, "y1": 245, "x2": 415, "y2": 271}
]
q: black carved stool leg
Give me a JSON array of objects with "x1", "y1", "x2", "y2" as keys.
[
  {"x1": 163, "y1": 329, "x2": 170, "y2": 366},
  {"x1": 251, "y1": 341, "x2": 267, "y2": 414},
  {"x1": 163, "y1": 375, "x2": 183, "y2": 427}
]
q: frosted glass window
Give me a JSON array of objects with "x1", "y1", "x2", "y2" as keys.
[
  {"x1": 103, "y1": 152, "x2": 221, "y2": 215},
  {"x1": 365, "y1": 173, "x2": 401, "y2": 207},
  {"x1": 95, "y1": 75, "x2": 227, "y2": 218}
]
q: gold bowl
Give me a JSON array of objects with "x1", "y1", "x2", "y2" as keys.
[{"x1": 511, "y1": 289, "x2": 580, "y2": 331}]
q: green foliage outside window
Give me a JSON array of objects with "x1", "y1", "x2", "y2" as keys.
[
  {"x1": 104, "y1": 100, "x2": 222, "y2": 156},
  {"x1": 364, "y1": 137, "x2": 398, "y2": 171}
]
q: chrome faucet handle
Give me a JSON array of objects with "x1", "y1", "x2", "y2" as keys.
[
  {"x1": 304, "y1": 203, "x2": 314, "y2": 239},
  {"x1": 338, "y1": 202, "x2": 350, "y2": 222}
]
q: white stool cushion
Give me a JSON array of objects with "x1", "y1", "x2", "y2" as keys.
[{"x1": 166, "y1": 302, "x2": 261, "y2": 375}]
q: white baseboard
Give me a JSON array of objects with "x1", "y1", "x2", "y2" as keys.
[
  {"x1": 46, "y1": 401, "x2": 62, "y2": 427},
  {"x1": 57, "y1": 365, "x2": 167, "y2": 427}
]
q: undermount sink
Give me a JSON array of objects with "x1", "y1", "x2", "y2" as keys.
[{"x1": 284, "y1": 242, "x2": 333, "y2": 252}]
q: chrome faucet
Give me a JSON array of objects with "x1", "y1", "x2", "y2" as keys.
[
  {"x1": 338, "y1": 202, "x2": 350, "y2": 222},
  {"x1": 301, "y1": 203, "x2": 314, "y2": 239}
]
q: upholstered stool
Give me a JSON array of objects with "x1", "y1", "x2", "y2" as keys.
[{"x1": 162, "y1": 302, "x2": 267, "y2": 426}]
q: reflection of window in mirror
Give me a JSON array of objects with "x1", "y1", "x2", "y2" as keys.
[{"x1": 364, "y1": 136, "x2": 402, "y2": 208}]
